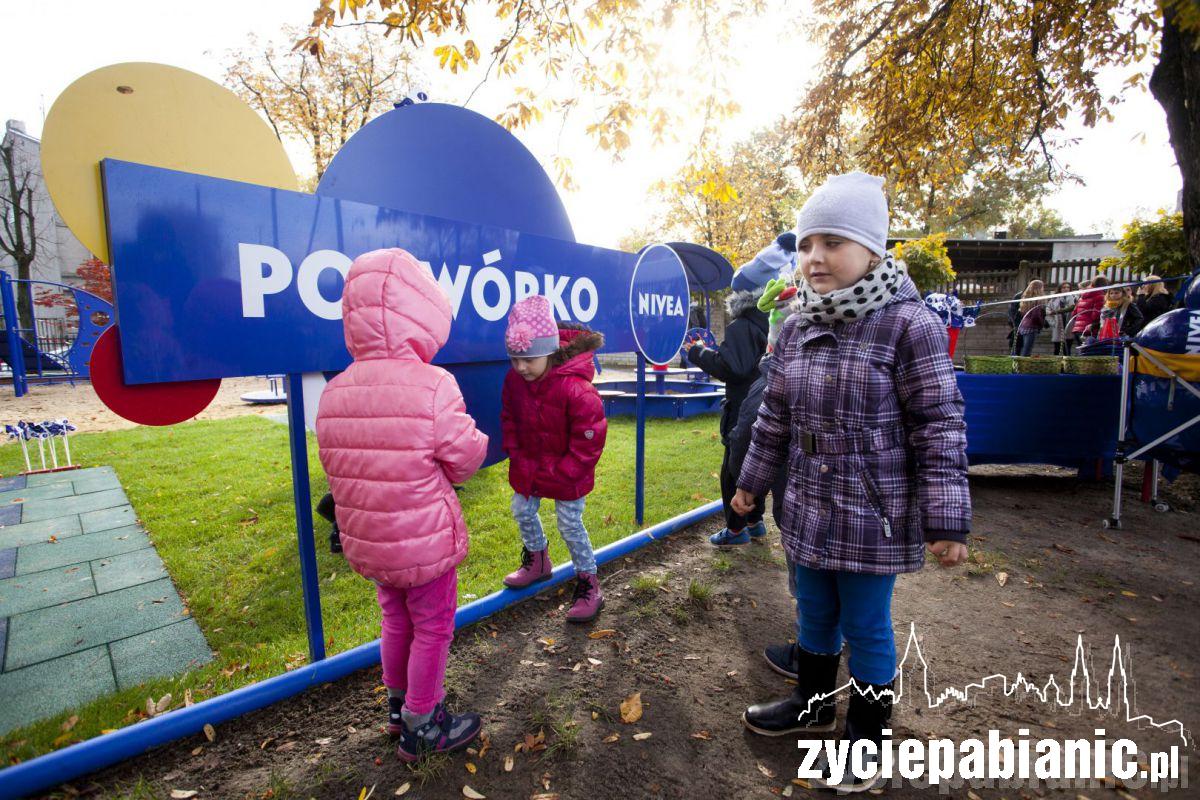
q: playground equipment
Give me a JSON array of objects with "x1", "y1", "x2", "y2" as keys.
[
  {"x1": 240, "y1": 375, "x2": 288, "y2": 405},
  {"x1": 0, "y1": 63, "x2": 719, "y2": 798},
  {"x1": 0, "y1": 272, "x2": 114, "y2": 396},
  {"x1": 1103, "y1": 273, "x2": 1200, "y2": 529}
]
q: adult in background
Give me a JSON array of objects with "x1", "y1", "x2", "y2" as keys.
[
  {"x1": 1136, "y1": 275, "x2": 1174, "y2": 326},
  {"x1": 1071, "y1": 274, "x2": 1110, "y2": 342},
  {"x1": 1046, "y1": 281, "x2": 1077, "y2": 356}
]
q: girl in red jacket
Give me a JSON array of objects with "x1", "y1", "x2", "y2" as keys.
[{"x1": 499, "y1": 294, "x2": 609, "y2": 622}]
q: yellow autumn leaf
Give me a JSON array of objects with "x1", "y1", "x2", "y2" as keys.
[{"x1": 620, "y1": 692, "x2": 643, "y2": 724}]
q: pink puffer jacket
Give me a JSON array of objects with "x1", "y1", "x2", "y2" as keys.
[{"x1": 316, "y1": 248, "x2": 488, "y2": 589}]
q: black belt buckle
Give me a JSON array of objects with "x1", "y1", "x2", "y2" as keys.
[{"x1": 800, "y1": 431, "x2": 817, "y2": 454}]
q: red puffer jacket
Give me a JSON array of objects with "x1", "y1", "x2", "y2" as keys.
[
  {"x1": 1071, "y1": 288, "x2": 1106, "y2": 334},
  {"x1": 501, "y1": 325, "x2": 607, "y2": 501}
]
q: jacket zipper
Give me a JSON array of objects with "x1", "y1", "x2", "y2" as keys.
[{"x1": 859, "y1": 468, "x2": 892, "y2": 538}]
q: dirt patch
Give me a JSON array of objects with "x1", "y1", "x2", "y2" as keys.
[
  {"x1": 47, "y1": 468, "x2": 1200, "y2": 799},
  {"x1": 0, "y1": 377, "x2": 286, "y2": 437}
]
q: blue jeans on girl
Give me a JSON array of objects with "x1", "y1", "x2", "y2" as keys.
[
  {"x1": 790, "y1": 562, "x2": 897, "y2": 685},
  {"x1": 511, "y1": 493, "x2": 597, "y2": 574}
]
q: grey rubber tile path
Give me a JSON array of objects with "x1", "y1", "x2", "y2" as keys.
[{"x1": 0, "y1": 466, "x2": 212, "y2": 735}]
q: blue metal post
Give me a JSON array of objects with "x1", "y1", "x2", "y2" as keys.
[
  {"x1": 285, "y1": 373, "x2": 326, "y2": 662},
  {"x1": 636, "y1": 353, "x2": 646, "y2": 525},
  {"x1": 1, "y1": 272, "x2": 28, "y2": 397}
]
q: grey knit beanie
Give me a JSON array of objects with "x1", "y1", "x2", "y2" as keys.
[{"x1": 795, "y1": 171, "x2": 889, "y2": 257}]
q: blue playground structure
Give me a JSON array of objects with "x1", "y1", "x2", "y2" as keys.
[{"x1": 0, "y1": 271, "x2": 114, "y2": 396}]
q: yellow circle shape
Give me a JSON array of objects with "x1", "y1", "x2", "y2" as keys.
[{"x1": 41, "y1": 63, "x2": 299, "y2": 263}]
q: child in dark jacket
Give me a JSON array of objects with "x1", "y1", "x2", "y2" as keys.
[
  {"x1": 499, "y1": 295, "x2": 609, "y2": 623},
  {"x1": 734, "y1": 172, "x2": 971, "y2": 793},
  {"x1": 687, "y1": 260, "x2": 774, "y2": 547}
]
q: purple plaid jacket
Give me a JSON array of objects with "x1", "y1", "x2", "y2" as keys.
[{"x1": 737, "y1": 276, "x2": 971, "y2": 574}]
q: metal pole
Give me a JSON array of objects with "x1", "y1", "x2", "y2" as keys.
[
  {"x1": 285, "y1": 373, "x2": 326, "y2": 662},
  {"x1": 1, "y1": 272, "x2": 28, "y2": 397},
  {"x1": 636, "y1": 353, "x2": 646, "y2": 526},
  {"x1": 1108, "y1": 344, "x2": 1133, "y2": 529}
]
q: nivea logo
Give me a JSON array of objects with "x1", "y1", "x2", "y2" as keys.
[
  {"x1": 239, "y1": 244, "x2": 598, "y2": 323},
  {"x1": 637, "y1": 292, "x2": 685, "y2": 317},
  {"x1": 1188, "y1": 311, "x2": 1200, "y2": 354}
]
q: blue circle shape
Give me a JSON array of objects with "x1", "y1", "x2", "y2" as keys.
[
  {"x1": 316, "y1": 102, "x2": 574, "y2": 242},
  {"x1": 629, "y1": 244, "x2": 691, "y2": 365}
]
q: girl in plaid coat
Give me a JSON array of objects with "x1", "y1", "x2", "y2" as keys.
[{"x1": 733, "y1": 172, "x2": 972, "y2": 793}]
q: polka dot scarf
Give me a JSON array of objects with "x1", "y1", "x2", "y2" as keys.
[{"x1": 790, "y1": 256, "x2": 907, "y2": 325}]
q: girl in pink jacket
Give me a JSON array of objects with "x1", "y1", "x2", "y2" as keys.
[
  {"x1": 316, "y1": 248, "x2": 488, "y2": 762},
  {"x1": 499, "y1": 295, "x2": 608, "y2": 622}
]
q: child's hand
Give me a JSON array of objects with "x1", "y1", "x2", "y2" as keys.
[
  {"x1": 731, "y1": 488, "x2": 756, "y2": 516},
  {"x1": 927, "y1": 540, "x2": 968, "y2": 567}
]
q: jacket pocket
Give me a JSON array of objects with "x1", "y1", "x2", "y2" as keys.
[{"x1": 856, "y1": 466, "x2": 892, "y2": 539}]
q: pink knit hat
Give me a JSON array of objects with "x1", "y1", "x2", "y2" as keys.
[{"x1": 505, "y1": 295, "x2": 559, "y2": 357}]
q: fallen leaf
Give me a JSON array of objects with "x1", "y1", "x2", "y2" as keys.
[
  {"x1": 783, "y1": 787, "x2": 794, "y2": 798},
  {"x1": 190, "y1": 746, "x2": 203, "y2": 756},
  {"x1": 1121, "y1": 590, "x2": 1137, "y2": 598},
  {"x1": 683, "y1": 655, "x2": 701, "y2": 660},
  {"x1": 726, "y1": 670, "x2": 738, "y2": 678},
  {"x1": 394, "y1": 783, "x2": 411, "y2": 796},
  {"x1": 170, "y1": 791, "x2": 198, "y2": 799},
  {"x1": 542, "y1": 773, "x2": 552, "y2": 790},
  {"x1": 967, "y1": 791, "x2": 983, "y2": 800},
  {"x1": 465, "y1": 762, "x2": 476, "y2": 774},
  {"x1": 591, "y1": 710, "x2": 598, "y2": 720},
  {"x1": 101, "y1": 728, "x2": 117, "y2": 735},
  {"x1": 1001, "y1": 601, "x2": 1015, "y2": 608},
  {"x1": 203, "y1": 723, "x2": 215, "y2": 742},
  {"x1": 315, "y1": 737, "x2": 333, "y2": 746},
  {"x1": 155, "y1": 694, "x2": 172, "y2": 714},
  {"x1": 462, "y1": 787, "x2": 486, "y2": 799},
  {"x1": 504, "y1": 755, "x2": 514, "y2": 772},
  {"x1": 792, "y1": 779, "x2": 812, "y2": 789},
  {"x1": 632, "y1": 732, "x2": 652, "y2": 741},
  {"x1": 61, "y1": 715, "x2": 79, "y2": 732},
  {"x1": 587, "y1": 658, "x2": 603, "y2": 666},
  {"x1": 996, "y1": 572, "x2": 1009, "y2": 587},
  {"x1": 184, "y1": 689, "x2": 194, "y2": 707},
  {"x1": 758, "y1": 762, "x2": 776, "y2": 779},
  {"x1": 358, "y1": 787, "x2": 375, "y2": 800},
  {"x1": 603, "y1": 732, "x2": 620, "y2": 743},
  {"x1": 530, "y1": 795, "x2": 560, "y2": 800},
  {"x1": 588, "y1": 629, "x2": 618, "y2": 639},
  {"x1": 620, "y1": 692, "x2": 643, "y2": 724},
  {"x1": 691, "y1": 731, "x2": 712, "y2": 740}
]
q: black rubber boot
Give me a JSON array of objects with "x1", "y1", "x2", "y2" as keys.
[
  {"x1": 763, "y1": 641, "x2": 799, "y2": 679},
  {"x1": 743, "y1": 648, "x2": 840, "y2": 736},
  {"x1": 817, "y1": 680, "x2": 894, "y2": 794}
]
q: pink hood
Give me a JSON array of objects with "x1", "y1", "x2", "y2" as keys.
[{"x1": 316, "y1": 248, "x2": 488, "y2": 588}]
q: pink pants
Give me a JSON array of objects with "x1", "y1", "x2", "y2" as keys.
[{"x1": 376, "y1": 568, "x2": 458, "y2": 715}]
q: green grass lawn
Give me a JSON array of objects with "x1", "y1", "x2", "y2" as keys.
[{"x1": 0, "y1": 413, "x2": 723, "y2": 765}]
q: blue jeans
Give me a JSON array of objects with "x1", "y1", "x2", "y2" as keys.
[
  {"x1": 511, "y1": 493, "x2": 597, "y2": 574},
  {"x1": 1018, "y1": 331, "x2": 1039, "y2": 356},
  {"x1": 790, "y1": 562, "x2": 897, "y2": 685}
]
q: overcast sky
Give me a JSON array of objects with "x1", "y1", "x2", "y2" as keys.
[{"x1": 1, "y1": 0, "x2": 1182, "y2": 248}]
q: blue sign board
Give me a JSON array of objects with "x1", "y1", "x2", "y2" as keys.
[
  {"x1": 628, "y1": 244, "x2": 690, "y2": 365},
  {"x1": 101, "y1": 159, "x2": 640, "y2": 384}
]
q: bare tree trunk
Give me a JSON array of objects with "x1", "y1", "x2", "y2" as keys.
[{"x1": 1150, "y1": 5, "x2": 1200, "y2": 268}]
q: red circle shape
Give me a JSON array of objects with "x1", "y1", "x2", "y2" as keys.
[{"x1": 89, "y1": 326, "x2": 221, "y2": 426}]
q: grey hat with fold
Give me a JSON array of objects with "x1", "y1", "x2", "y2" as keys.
[{"x1": 794, "y1": 171, "x2": 889, "y2": 257}]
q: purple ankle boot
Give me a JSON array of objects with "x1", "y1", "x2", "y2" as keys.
[
  {"x1": 566, "y1": 572, "x2": 604, "y2": 623},
  {"x1": 503, "y1": 546, "x2": 552, "y2": 588}
]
